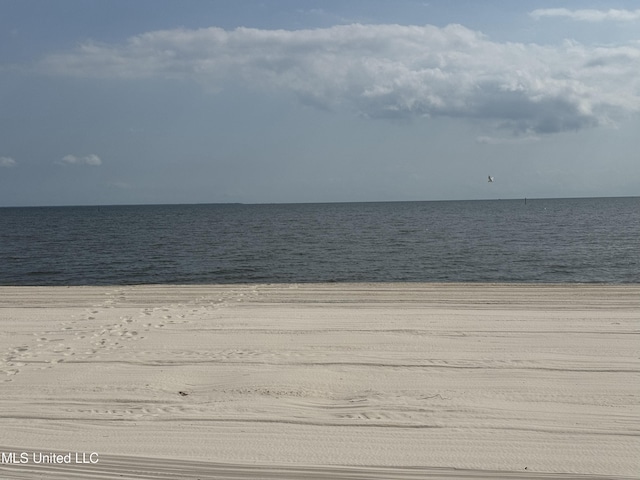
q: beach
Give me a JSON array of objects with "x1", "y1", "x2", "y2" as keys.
[{"x1": 0, "y1": 283, "x2": 638, "y2": 479}]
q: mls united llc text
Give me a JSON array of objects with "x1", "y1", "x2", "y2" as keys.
[{"x1": 1, "y1": 451, "x2": 99, "y2": 464}]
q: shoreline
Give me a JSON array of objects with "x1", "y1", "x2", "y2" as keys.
[{"x1": 1, "y1": 283, "x2": 638, "y2": 479}]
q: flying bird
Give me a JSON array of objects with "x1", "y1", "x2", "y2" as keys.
[{"x1": 488, "y1": 175, "x2": 494, "y2": 183}]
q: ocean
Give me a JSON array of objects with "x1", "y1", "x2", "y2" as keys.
[{"x1": 1, "y1": 197, "x2": 638, "y2": 285}]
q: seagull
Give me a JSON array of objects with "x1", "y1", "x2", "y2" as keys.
[{"x1": 488, "y1": 175, "x2": 494, "y2": 183}]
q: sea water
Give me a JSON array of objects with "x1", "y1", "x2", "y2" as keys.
[{"x1": 1, "y1": 197, "x2": 638, "y2": 285}]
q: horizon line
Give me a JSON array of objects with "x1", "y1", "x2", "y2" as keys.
[{"x1": 1, "y1": 195, "x2": 638, "y2": 209}]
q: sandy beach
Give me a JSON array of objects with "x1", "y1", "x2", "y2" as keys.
[{"x1": 0, "y1": 283, "x2": 638, "y2": 479}]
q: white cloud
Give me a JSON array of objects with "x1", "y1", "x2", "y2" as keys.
[
  {"x1": 530, "y1": 8, "x2": 640, "y2": 22},
  {"x1": 39, "y1": 23, "x2": 640, "y2": 135},
  {"x1": 0, "y1": 156, "x2": 17, "y2": 167},
  {"x1": 57, "y1": 154, "x2": 102, "y2": 166}
]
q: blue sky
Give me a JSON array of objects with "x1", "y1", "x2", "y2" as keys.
[{"x1": 1, "y1": 0, "x2": 639, "y2": 206}]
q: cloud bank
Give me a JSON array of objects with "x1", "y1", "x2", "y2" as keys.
[
  {"x1": 57, "y1": 154, "x2": 102, "y2": 166},
  {"x1": 530, "y1": 8, "x2": 640, "y2": 22},
  {"x1": 39, "y1": 23, "x2": 640, "y2": 135}
]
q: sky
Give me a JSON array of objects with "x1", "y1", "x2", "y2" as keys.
[{"x1": 1, "y1": 0, "x2": 639, "y2": 206}]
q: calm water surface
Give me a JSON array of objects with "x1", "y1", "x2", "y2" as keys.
[{"x1": 1, "y1": 197, "x2": 638, "y2": 285}]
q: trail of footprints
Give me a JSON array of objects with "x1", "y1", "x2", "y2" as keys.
[
  {"x1": 1, "y1": 288, "x2": 143, "y2": 379},
  {"x1": 2, "y1": 287, "x2": 260, "y2": 382},
  {"x1": 1, "y1": 346, "x2": 26, "y2": 381}
]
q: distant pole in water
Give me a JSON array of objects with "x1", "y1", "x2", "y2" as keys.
[{"x1": 525, "y1": 197, "x2": 527, "y2": 204}]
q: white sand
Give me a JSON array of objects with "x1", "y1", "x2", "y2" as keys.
[{"x1": 0, "y1": 283, "x2": 638, "y2": 479}]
